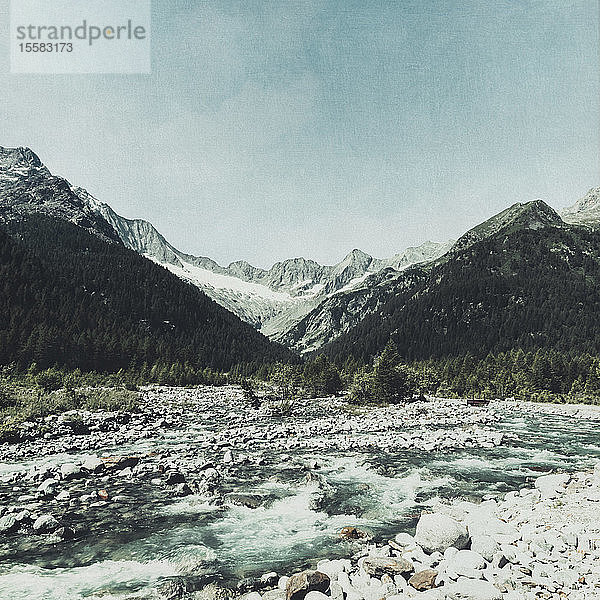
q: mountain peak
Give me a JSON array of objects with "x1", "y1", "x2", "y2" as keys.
[
  {"x1": 337, "y1": 248, "x2": 372, "y2": 268},
  {"x1": 0, "y1": 146, "x2": 46, "y2": 172},
  {"x1": 453, "y1": 199, "x2": 563, "y2": 253}
]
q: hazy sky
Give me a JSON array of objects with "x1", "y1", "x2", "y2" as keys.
[{"x1": 1, "y1": 0, "x2": 599, "y2": 268}]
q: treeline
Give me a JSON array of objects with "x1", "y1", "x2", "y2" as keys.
[
  {"x1": 339, "y1": 346, "x2": 600, "y2": 405},
  {"x1": 3, "y1": 346, "x2": 600, "y2": 410},
  {"x1": 410, "y1": 348, "x2": 600, "y2": 403}
]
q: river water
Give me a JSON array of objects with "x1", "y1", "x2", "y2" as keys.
[{"x1": 0, "y1": 400, "x2": 599, "y2": 600}]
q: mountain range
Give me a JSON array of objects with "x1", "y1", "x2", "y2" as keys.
[
  {"x1": 0, "y1": 146, "x2": 294, "y2": 371},
  {"x1": 1, "y1": 144, "x2": 600, "y2": 368}
]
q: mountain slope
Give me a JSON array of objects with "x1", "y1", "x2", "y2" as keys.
[
  {"x1": 0, "y1": 213, "x2": 294, "y2": 371},
  {"x1": 0, "y1": 147, "x2": 295, "y2": 371},
  {"x1": 0, "y1": 144, "x2": 452, "y2": 344},
  {"x1": 320, "y1": 201, "x2": 600, "y2": 362},
  {"x1": 450, "y1": 199, "x2": 564, "y2": 254},
  {"x1": 0, "y1": 147, "x2": 121, "y2": 244},
  {"x1": 561, "y1": 187, "x2": 600, "y2": 226}
]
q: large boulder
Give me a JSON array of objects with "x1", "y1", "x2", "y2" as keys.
[
  {"x1": 286, "y1": 571, "x2": 330, "y2": 600},
  {"x1": 535, "y1": 473, "x2": 570, "y2": 499},
  {"x1": 415, "y1": 513, "x2": 470, "y2": 554}
]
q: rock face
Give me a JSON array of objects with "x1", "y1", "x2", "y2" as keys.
[
  {"x1": 414, "y1": 513, "x2": 470, "y2": 553},
  {"x1": 286, "y1": 571, "x2": 330, "y2": 600},
  {"x1": 89, "y1": 176, "x2": 452, "y2": 343},
  {"x1": 0, "y1": 146, "x2": 121, "y2": 244}
]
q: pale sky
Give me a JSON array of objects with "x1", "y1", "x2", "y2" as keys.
[{"x1": 1, "y1": 0, "x2": 599, "y2": 268}]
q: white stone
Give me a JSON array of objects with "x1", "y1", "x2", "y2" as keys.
[
  {"x1": 304, "y1": 593, "x2": 329, "y2": 600},
  {"x1": 33, "y1": 514, "x2": 58, "y2": 532},
  {"x1": 470, "y1": 535, "x2": 498, "y2": 562},
  {"x1": 37, "y1": 478, "x2": 58, "y2": 495},
  {"x1": 316, "y1": 559, "x2": 351, "y2": 579},
  {"x1": 60, "y1": 463, "x2": 81, "y2": 479},
  {"x1": 534, "y1": 473, "x2": 570, "y2": 499},
  {"x1": 277, "y1": 576, "x2": 289, "y2": 591},
  {"x1": 444, "y1": 577, "x2": 502, "y2": 599},
  {"x1": 446, "y1": 550, "x2": 485, "y2": 579},
  {"x1": 82, "y1": 455, "x2": 104, "y2": 472},
  {"x1": 414, "y1": 513, "x2": 469, "y2": 554}
]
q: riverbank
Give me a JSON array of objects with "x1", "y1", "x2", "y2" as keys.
[{"x1": 0, "y1": 387, "x2": 599, "y2": 599}]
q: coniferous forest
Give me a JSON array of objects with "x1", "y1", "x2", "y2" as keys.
[
  {"x1": 322, "y1": 226, "x2": 600, "y2": 363},
  {"x1": 0, "y1": 214, "x2": 294, "y2": 373}
]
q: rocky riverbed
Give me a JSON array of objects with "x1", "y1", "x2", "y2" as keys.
[
  {"x1": 265, "y1": 465, "x2": 600, "y2": 600},
  {"x1": 0, "y1": 387, "x2": 599, "y2": 599}
]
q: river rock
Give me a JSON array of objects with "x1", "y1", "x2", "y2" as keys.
[
  {"x1": 286, "y1": 570, "x2": 330, "y2": 600},
  {"x1": 263, "y1": 590, "x2": 286, "y2": 600},
  {"x1": 82, "y1": 455, "x2": 105, "y2": 473},
  {"x1": 37, "y1": 478, "x2": 58, "y2": 497},
  {"x1": 340, "y1": 526, "x2": 367, "y2": 540},
  {"x1": 394, "y1": 532, "x2": 417, "y2": 547},
  {"x1": 470, "y1": 535, "x2": 498, "y2": 562},
  {"x1": 362, "y1": 556, "x2": 413, "y2": 577},
  {"x1": 409, "y1": 569, "x2": 438, "y2": 590},
  {"x1": 261, "y1": 572, "x2": 278, "y2": 586},
  {"x1": 227, "y1": 493, "x2": 266, "y2": 509},
  {"x1": 315, "y1": 559, "x2": 351, "y2": 579},
  {"x1": 415, "y1": 513, "x2": 470, "y2": 554},
  {"x1": 446, "y1": 550, "x2": 486, "y2": 578},
  {"x1": 0, "y1": 514, "x2": 18, "y2": 533},
  {"x1": 304, "y1": 593, "x2": 329, "y2": 600},
  {"x1": 97, "y1": 489, "x2": 110, "y2": 501},
  {"x1": 278, "y1": 576, "x2": 289, "y2": 590},
  {"x1": 60, "y1": 463, "x2": 81, "y2": 480},
  {"x1": 534, "y1": 473, "x2": 570, "y2": 499},
  {"x1": 444, "y1": 577, "x2": 502, "y2": 599},
  {"x1": 33, "y1": 514, "x2": 59, "y2": 533},
  {"x1": 594, "y1": 461, "x2": 600, "y2": 484}
]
